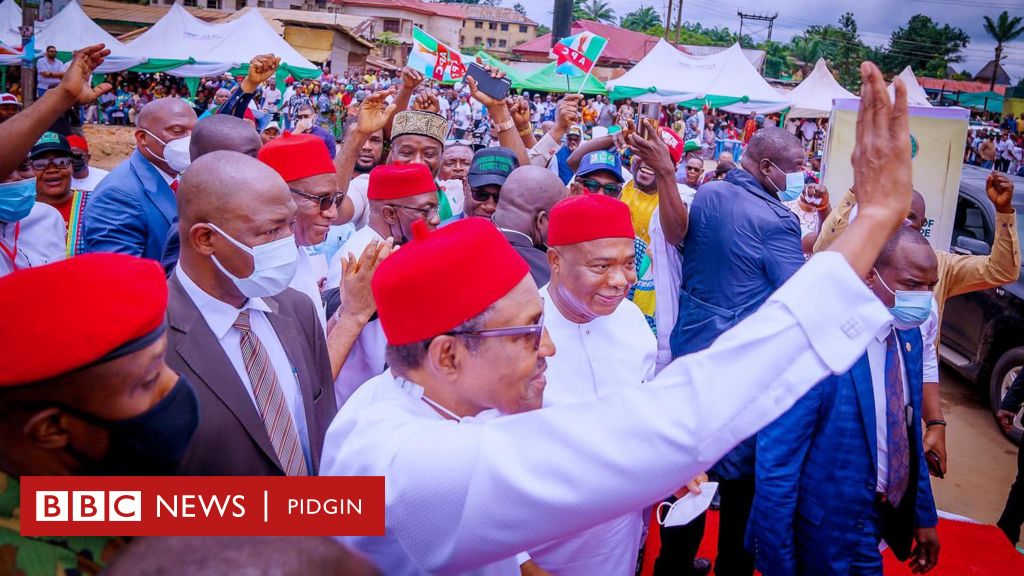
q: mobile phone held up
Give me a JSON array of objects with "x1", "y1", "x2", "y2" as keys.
[
  {"x1": 465, "y1": 62, "x2": 511, "y2": 102},
  {"x1": 638, "y1": 102, "x2": 660, "y2": 124}
]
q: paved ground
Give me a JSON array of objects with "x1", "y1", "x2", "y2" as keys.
[{"x1": 934, "y1": 365, "x2": 1018, "y2": 536}]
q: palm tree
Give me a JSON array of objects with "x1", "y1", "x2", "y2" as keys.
[
  {"x1": 574, "y1": 0, "x2": 616, "y2": 25},
  {"x1": 621, "y1": 6, "x2": 661, "y2": 32},
  {"x1": 983, "y1": 11, "x2": 1024, "y2": 90},
  {"x1": 789, "y1": 35, "x2": 823, "y2": 79}
]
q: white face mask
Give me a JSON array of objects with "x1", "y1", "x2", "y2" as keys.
[
  {"x1": 206, "y1": 222, "x2": 298, "y2": 298},
  {"x1": 142, "y1": 129, "x2": 192, "y2": 174},
  {"x1": 656, "y1": 482, "x2": 719, "y2": 527}
]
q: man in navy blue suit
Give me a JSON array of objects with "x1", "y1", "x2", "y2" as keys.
[
  {"x1": 82, "y1": 98, "x2": 197, "y2": 260},
  {"x1": 750, "y1": 226, "x2": 941, "y2": 575}
]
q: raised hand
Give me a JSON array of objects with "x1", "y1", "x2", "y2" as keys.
[
  {"x1": 555, "y1": 94, "x2": 583, "y2": 131},
  {"x1": 412, "y1": 89, "x2": 440, "y2": 114},
  {"x1": 465, "y1": 65, "x2": 507, "y2": 109},
  {"x1": 986, "y1": 171, "x2": 1014, "y2": 214},
  {"x1": 627, "y1": 120, "x2": 674, "y2": 177},
  {"x1": 338, "y1": 238, "x2": 396, "y2": 322},
  {"x1": 506, "y1": 95, "x2": 532, "y2": 131},
  {"x1": 242, "y1": 54, "x2": 281, "y2": 93},
  {"x1": 59, "y1": 44, "x2": 112, "y2": 106},
  {"x1": 401, "y1": 67, "x2": 426, "y2": 90},
  {"x1": 355, "y1": 87, "x2": 398, "y2": 136},
  {"x1": 850, "y1": 61, "x2": 911, "y2": 236}
]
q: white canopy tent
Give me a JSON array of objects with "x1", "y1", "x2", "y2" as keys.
[
  {"x1": 889, "y1": 66, "x2": 933, "y2": 107},
  {"x1": 0, "y1": 0, "x2": 23, "y2": 66},
  {"x1": 785, "y1": 58, "x2": 856, "y2": 118},
  {"x1": 606, "y1": 40, "x2": 788, "y2": 112},
  {"x1": 123, "y1": 3, "x2": 318, "y2": 77},
  {"x1": 35, "y1": 1, "x2": 142, "y2": 71}
]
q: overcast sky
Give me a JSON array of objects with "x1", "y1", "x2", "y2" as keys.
[{"x1": 513, "y1": 0, "x2": 1024, "y2": 83}]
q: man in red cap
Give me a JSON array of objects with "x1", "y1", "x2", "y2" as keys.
[
  {"x1": 320, "y1": 62, "x2": 917, "y2": 575},
  {"x1": 0, "y1": 253, "x2": 199, "y2": 574},
  {"x1": 325, "y1": 162, "x2": 439, "y2": 406},
  {"x1": 67, "y1": 134, "x2": 109, "y2": 193},
  {"x1": 166, "y1": 150, "x2": 336, "y2": 475},
  {"x1": 259, "y1": 131, "x2": 391, "y2": 380}
]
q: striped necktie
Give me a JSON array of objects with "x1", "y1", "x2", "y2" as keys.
[
  {"x1": 884, "y1": 332, "x2": 910, "y2": 507},
  {"x1": 233, "y1": 310, "x2": 308, "y2": 476}
]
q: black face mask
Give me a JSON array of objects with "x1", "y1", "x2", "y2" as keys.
[{"x1": 63, "y1": 376, "x2": 200, "y2": 476}]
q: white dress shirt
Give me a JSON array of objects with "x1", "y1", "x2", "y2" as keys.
[
  {"x1": 321, "y1": 251, "x2": 892, "y2": 575},
  {"x1": 649, "y1": 183, "x2": 698, "y2": 372},
  {"x1": 919, "y1": 297, "x2": 940, "y2": 383},
  {"x1": 325, "y1": 225, "x2": 388, "y2": 408},
  {"x1": 71, "y1": 166, "x2": 110, "y2": 192},
  {"x1": 528, "y1": 286, "x2": 656, "y2": 575},
  {"x1": 175, "y1": 265, "x2": 313, "y2": 472},
  {"x1": 291, "y1": 249, "x2": 328, "y2": 332},
  {"x1": 866, "y1": 324, "x2": 912, "y2": 494},
  {"x1": 346, "y1": 173, "x2": 372, "y2": 230},
  {"x1": 0, "y1": 202, "x2": 66, "y2": 277}
]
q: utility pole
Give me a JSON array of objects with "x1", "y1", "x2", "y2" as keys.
[
  {"x1": 552, "y1": 0, "x2": 573, "y2": 46},
  {"x1": 664, "y1": 0, "x2": 673, "y2": 40},
  {"x1": 675, "y1": 0, "x2": 683, "y2": 44},
  {"x1": 20, "y1": 2, "x2": 37, "y2": 106},
  {"x1": 736, "y1": 11, "x2": 778, "y2": 46}
]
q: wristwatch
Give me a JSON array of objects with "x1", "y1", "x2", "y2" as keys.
[{"x1": 493, "y1": 118, "x2": 515, "y2": 133}]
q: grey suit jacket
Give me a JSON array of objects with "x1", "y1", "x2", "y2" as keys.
[{"x1": 166, "y1": 273, "x2": 337, "y2": 475}]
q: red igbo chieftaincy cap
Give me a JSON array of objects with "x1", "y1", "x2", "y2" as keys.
[
  {"x1": 659, "y1": 127, "x2": 685, "y2": 165},
  {"x1": 0, "y1": 254, "x2": 168, "y2": 386},
  {"x1": 66, "y1": 134, "x2": 89, "y2": 153},
  {"x1": 367, "y1": 163, "x2": 437, "y2": 201},
  {"x1": 548, "y1": 193, "x2": 635, "y2": 246},
  {"x1": 257, "y1": 132, "x2": 335, "y2": 182},
  {"x1": 372, "y1": 217, "x2": 529, "y2": 345}
]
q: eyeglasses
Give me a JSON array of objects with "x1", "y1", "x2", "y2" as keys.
[
  {"x1": 29, "y1": 157, "x2": 72, "y2": 172},
  {"x1": 388, "y1": 202, "x2": 440, "y2": 219},
  {"x1": 290, "y1": 188, "x2": 344, "y2": 212},
  {"x1": 578, "y1": 178, "x2": 623, "y2": 198},
  {"x1": 448, "y1": 309, "x2": 546, "y2": 351},
  {"x1": 470, "y1": 188, "x2": 500, "y2": 203}
]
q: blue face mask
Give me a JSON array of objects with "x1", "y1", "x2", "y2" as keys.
[
  {"x1": 0, "y1": 177, "x2": 37, "y2": 223},
  {"x1": 768, "y1": 160, "x2": 804, "y2": 202},
  {"x1": 874, "y1": 268, "x2": 933, "y2": 329}
]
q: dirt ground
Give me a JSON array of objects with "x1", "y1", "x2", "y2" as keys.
[{"x1": 81, "y1": 124, "x2": 137, "y2": 170}]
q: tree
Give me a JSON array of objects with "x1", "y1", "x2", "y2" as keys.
[
  {"x1": 882, "y1": 14, "x2": 969, "y2": 79},
  {"x1": 537, "y1": 24, "x2": 551, "y2": 36},
  {"x1": 375, "y1": 31, "x2": 400, "y2": 61},
  {"x1": 513, "y1": 2, "x2": 527, "y2": 17},
  {"x1": 760, "y1": 41, "x2": 793, "y2": 80},
  {"x1": 621, "y1": 6, "x2": 660, "y2": 32},
  {"x1": 803, "y1": 12, "x2": 866, "y2": 90},
  {"x1": 574, "y1": 0, "x2": 615, "y2": 25},
  {"x1": 788, "y1": 35, "x2": 823, "y2": 79},
  {"x1": 983, "y1": 11, "x2": 1024, "y2": 89}
]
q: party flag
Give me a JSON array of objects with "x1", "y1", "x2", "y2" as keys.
[
  {"x1": 550, "y1": 31, "x2": 608, "y2": 77},
  {"x1": 409, "y1": 27, "x2": 467, "y2": 82}
]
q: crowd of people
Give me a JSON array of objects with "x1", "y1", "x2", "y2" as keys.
[
  {"x1": 2, "y1": 43, "x2": 1024, "y2": 576},
  {"x1": 966, "y1": 115, "x2": 1024, "y2": 175}
]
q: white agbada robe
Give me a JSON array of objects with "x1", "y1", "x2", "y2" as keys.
[
  {"x1": 320, "y1": 252, "x2": 892, "y2": 575},
  {"x1": 649, "y1": 183, "x2": 697, "y2": 373},
  {"x1": 290, "y1": 249, "x2": 328, "y2": 332},
  {"x1": 527, "y1": 285, "x2": 656, "y2": 575},
  {"x1": 325, "y1": 225, "x2": 387, "y2": 408}
]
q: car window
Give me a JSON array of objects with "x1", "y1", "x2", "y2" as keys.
[{"x1": 953, "y1": 196, "x2": 992, "y2": 245}]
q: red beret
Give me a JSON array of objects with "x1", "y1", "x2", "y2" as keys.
[
  {"x1": 372, "y1": 218, "x2": 529, "y2": 345},
  {"x1": 66, "y1": 134, "x2": 88, "y2": 153},
  {"x1": 548, "y1": 193, "x2": 635, "y2": 246},
  {"x1": 659, "y1": 127, "x2": 684, "y2": 165},
  {"x1": 0, "y1": 254, "x2": 168, "y2": 386},
  {"x1": 257, "y1": 132, "x2": 335, "y2": 183},
  {"x1": 367, "y1": 163, "x2": 437, "y2": 201}
]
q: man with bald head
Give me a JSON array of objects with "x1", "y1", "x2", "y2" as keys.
[
  {"x1": 160, "y1": 113, "x2": 263, "y2": 272},
  {"x1": 668, "y1": 126, "x2": 807, "y2": 575},
  {"x1": 84, "y1": 97, "x2": 197, "y2": 260},
  {"x1": 165, "y1": 150, "x2": 336, "y2": 475},
  {"x1": 492, "y1": 165, "x2": 567, "y2": 286}
]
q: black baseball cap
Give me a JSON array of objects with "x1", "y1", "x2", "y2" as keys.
[
  {"x1": 30, "y1": 131, "x2": 71, "y2": 159},
  {"x1": 468, "y1": 147, "x2": 519, "y2": 189}
]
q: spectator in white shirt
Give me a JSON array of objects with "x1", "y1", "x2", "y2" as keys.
[{"x1": 35, "y1": 46, "x2": 67, "y2": 99}]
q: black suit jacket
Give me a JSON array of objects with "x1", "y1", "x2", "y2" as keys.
[
  {"x1": 500, "y1": 228, "x2": 550, "y2": 287},
  {"x1": 166, "y1": 273, "x2": 337, "y2": 475}
]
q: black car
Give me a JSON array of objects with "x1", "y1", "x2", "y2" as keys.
[{"x1": 939, "y1": 165, "x2": 1024, "y2": 440}]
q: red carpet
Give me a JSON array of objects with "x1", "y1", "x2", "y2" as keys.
[{"x1": 639, "y1": 510, "x2": 1024, "y2": 576}]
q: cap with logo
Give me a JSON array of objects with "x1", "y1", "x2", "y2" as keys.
[
  {"x1": 468, "y1": 147, "x2": 519, "y2": 189},
  {"x1": 30, "y1": 131, "x2": 71, "y2": 159},
  {"x1": 567, "y1": 125, "x2": 584, "y2": 138},
  {"x1": 576, "y1": 150, "x2": 624, "y2": 183}
]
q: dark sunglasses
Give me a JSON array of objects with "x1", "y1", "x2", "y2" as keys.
[
  {"x1": 29, "y1": 157, "x2": 72, "y2": 171},
  {"x1": 578, "y1": 178, "x2": 623, "y2": 198},
  {"x1": 685, "y1": 166, "x2": 703, "y2": 172},
  {"x1": 448, "y1": 309, "x2": 546, "y2": 351},
  {"x1": 290, "y1": 188, "x2": 344, "y2": 212},
  {"x1": 470, "y1": 188, "x2": 500, "y2": 203}
]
